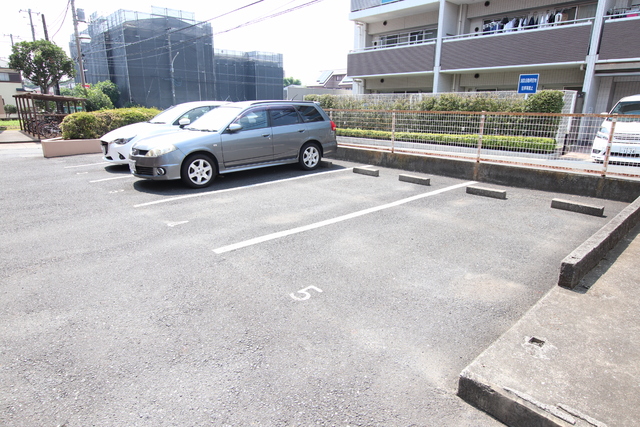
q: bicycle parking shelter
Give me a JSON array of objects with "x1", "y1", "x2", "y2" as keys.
[{"x1": 13, "y1": 93, "x2": 86, "y2": 140}]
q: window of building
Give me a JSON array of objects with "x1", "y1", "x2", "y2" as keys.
[
  {"x1": 377, "y1": 27, "x2": 436, "y2": 49},
  {"x1": 0, "y1": 73, "x2": 9, "y2": 82}
]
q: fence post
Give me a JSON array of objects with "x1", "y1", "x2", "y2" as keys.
[
  {"x1": 601, "y1": 114, "x2": 617, "y2": 177},
  {"x1": 476, "y1": 112, "x2": 486, "y2": 162},
  {"x1": 391, "y1": 111, "x2": 396, "y2": 154}
]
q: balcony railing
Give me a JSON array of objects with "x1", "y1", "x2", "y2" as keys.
[
  {"x1": 444, "y1": 17, "x2": 593, "y2": 41},
  {"x1": 348, "y1": 42, "x2": 436, "y2": 77},
  {"x1": 599, "y1": 14, "x2": 640, "y2": 61},
  {"x1": 441, "y1": 20, "x2": 593, "y2": 71}
]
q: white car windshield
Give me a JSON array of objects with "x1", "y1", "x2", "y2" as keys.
[
  {"x1": 609, "y1": 101, "x2": 640, "y2": 122},
  {"x1": 148, "y1": 105, "x2": 180, "y2": 124},
  {"x1": 186, "y1": 106, "x2": 244, "y2": 132},
  {"x1": 611, "y1": 101, "x2": 640, "y2": 116}
]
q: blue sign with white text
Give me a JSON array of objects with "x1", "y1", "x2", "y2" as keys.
[{"x1": 518, "y1": 74, "x2": 539, "y2": 94}]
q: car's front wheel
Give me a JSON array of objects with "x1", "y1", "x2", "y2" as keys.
[
  {"x1": 181, "y1": 153, "x2": 216, "y2": 188},
  {"x1": 299, "y1": 142, "x2": 321, "y2": 171}
]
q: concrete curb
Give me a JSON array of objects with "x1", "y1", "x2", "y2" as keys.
[
  {"x1": 458, "y1": 372, "x2": 572, "y2": 427},
  {"x1": 558, "y1": 195, "x2": 640, "y2": 289}
]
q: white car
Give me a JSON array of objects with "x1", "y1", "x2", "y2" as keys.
[
  {"x1": 100, "y1": 101, "x2": 227, "y2": 165},
  {"x1": 591, "y1": 94, "x2": 640, "y2": 164}
]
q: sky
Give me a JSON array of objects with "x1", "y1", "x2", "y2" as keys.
[{"x1": 0, "y1": 0, "x2": 354, "y2": 85}]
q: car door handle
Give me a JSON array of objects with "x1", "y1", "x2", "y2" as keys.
[
  {"x1": 298, "y1": 129, "x2": 305, "y2": 133},
  {"x1": 262, "y1": 134, "x2": 270, "y2": 138}
]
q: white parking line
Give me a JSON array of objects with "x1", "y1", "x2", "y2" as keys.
[
  {"x1": 133, "y1": 167, "x2": 360, "y2": 208},
  {"x1": 213, "y1": 180, "x2": 477, "y2": 254},
  {"x1": 64, "y1": 162, "x2": 109, "y2": 169},
  {"x1": 90, "y1": 175, "x2": 134, "y2": 183}
]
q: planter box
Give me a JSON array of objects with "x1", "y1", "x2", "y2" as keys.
[{"x1": 41, "y1": 138, "x2": 101, "y2": 158}]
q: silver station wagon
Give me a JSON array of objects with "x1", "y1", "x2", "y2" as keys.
[{"x1": 130, "y1": 100, "x2": 337, "y2": 188}]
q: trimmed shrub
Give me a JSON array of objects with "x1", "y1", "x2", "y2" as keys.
[
  {"x1": 524, "y1": 90, "x2": 564, "y2": 113},
  {"x1": 60, "y1": 107, "x2": 160, "y2": 139},
  {"x1": 60, "y1": 112, "x2": 105, "y2": 139},
  {"x1": 305, "y1": 90, "x2": 565, "y2": 114},
  {"x1": 337, "y1": 128, "x2": 556, "y2": 154}
]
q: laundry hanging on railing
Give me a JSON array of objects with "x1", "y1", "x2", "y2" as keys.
[{"x1": 482, "y1": 9, "x2": 570, "y2": 35}]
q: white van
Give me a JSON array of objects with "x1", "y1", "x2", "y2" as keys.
[{"x1": 591, "y1": 94, "x2": 640, "y2": 164}]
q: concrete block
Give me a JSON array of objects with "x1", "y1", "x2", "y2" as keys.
[
  {"x1": 551, "y1": 198, "x2": 604, "y2": 217},
  {"x1": 41, "y1": 139, "x2": 101, "y2": 158},
  {"x1": 319, "y1": 160, "x2": 332, "y2": 168},
  {"x1": 466, "y1": 186, "x2": 507, "y2": 200},
  {"x1": 353, "y1": 167, "x2": 379, "y2": 177},
  {"x1": 399, "y1": 174, "x2": 430, "y2": 186}
]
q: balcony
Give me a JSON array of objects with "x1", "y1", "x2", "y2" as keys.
[
  {"x1": 599, "y1": 15, "x2": 640, "y2": 62},
  {"x1": 350, "y1": 0, "x2": 439, "y2": 23},
  {"x1": 348, "y1": 42, "x2": 436, "y2": 77},
  {"x1": 440, "y1": 20, "x2": 593, "y2": 72}
]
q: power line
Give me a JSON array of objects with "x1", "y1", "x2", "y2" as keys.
[
  {"x1": 215, "y1": 0, "x2": 324, "y2": 35},
  {"x1": 51, "y1": 0, "x2": 72, "y2": 40},
  {"x1": 79, "y1": 0, "x2": 327, "y2": 64}
]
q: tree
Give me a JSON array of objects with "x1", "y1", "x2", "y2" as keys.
[
  {"x1": 4, "y1": 104, "x2": 17, "y2": 118},
  {"x1": 93, "y1": 80, "x2": 120, "y2": 106},
  {"x1": 60, "y1": 81, "x2": 115, "y2": 111},
  {"x1": 284, "y1": 77, "x2": 301, "y2": 87},
  {"x1": 84, "y1": 89, "x2": 113, "y2": 111},
  {"x1": 8, "y1": 40, "x2": 75, "y2": 95}
]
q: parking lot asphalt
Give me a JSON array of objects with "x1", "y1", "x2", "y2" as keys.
[{"x1": 0, "y1": 143, "x2": 630, "y2": 426}]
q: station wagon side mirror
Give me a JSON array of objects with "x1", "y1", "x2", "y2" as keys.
[
  {"x1": 178, "y1": 117, "x2": 191, "y2": 127},
  {"x1": 227, "y1": 123, "x2": 242, "y2": 133}
]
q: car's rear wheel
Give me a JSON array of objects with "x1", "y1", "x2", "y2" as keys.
[
  {"x1": 299, "y1": 142, "x2": 321, "y2": 170},
  {"x1": 181, "y1": 153, "x2": 216, "y2": 188}
]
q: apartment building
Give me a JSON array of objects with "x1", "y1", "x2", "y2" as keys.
[{"x1": 347, "y1": 0, "x2": 640, "y2": 113}]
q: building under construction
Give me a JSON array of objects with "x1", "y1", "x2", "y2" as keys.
[
  {"x1": 214, "y1": 50, "x2": 283, "y2": 102},
  {"x1": 72, "y1": 7, "x2": 283, "y2": 108}
]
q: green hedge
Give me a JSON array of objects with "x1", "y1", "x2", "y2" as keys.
[
  {"x1": 306, "y1": 90, "x2": 565, "y2": 114},
  {"x1": 337, "y1": 128, "x2": 557, "y2": 153},
  {"x1": 60, "y1": 107, "x2": 160, "y2": 139}
]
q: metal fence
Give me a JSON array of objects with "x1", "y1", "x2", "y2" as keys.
[{"x1": 327, "y1": 109, "x2": 640, "y2": 181}]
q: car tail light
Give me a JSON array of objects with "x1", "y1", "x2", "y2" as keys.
[{"x1": 330, "y1": 121, "x2": 337, "y2": 132}]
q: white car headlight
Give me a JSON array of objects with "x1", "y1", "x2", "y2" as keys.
[
  {"x1": 596, "y1": 127, "x2": 610, "y2": 139},
  {"x1": 145, "y1": 145, "x2": 177, "y2": 157},
  {"x1": 113, "y1": 136, "x2": 135, "y2": 145}
]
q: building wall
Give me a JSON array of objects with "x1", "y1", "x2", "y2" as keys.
[
  {"x1": 214, "y1": 52, "x2": 284, "y2": 102},
  {"x1": 367, "y1": 11, "x2": 439, "y2": 36},
  {"x1": 0, "y1": 68, "x2": 23, "y2": 118},
  {"x1": 458, "y1": 69, "x2": 585, "y2": 91}
]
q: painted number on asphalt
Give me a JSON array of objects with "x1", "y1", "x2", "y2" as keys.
[{"x1": 290, "y1": 285, "x2": 323, "y2": 301}]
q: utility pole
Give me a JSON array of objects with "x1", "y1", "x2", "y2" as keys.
[
  {"x1": 39, "y1": 15, "x2": 61, "y2": 97},
  {"x1": 70, "y1": 0, "x2": 86, "y2": 88},
  {"x1": 3, "y1": 34, "x2": 16, "y2": 47},
  {"x1": 19, "y1": 9, "x2": 37, "y2": 41},
  {"x1": 41, "y1": 14, "x2": 49, "y2": 42}
]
